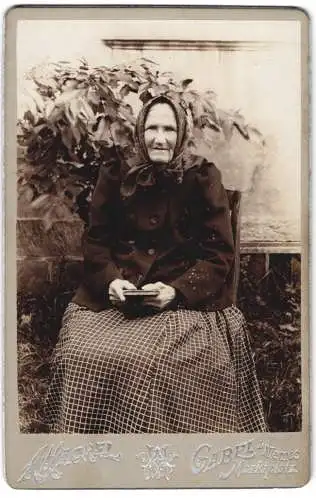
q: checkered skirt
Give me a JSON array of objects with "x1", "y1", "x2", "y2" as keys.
[{"x1": 44, "y1": 303, "x2": 267, "y2": 433}]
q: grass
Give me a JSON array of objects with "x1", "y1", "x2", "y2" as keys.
[{"x1": 238, "y1": 255, "x2": 301, "y2": 432}]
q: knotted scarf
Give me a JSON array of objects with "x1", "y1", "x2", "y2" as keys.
[{"x1": 106, "y1": 94, "x2": 200, "y2": 198}]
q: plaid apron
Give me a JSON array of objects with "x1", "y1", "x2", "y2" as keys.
[{"x1": 44, "y1": 303, "x2": 266, "y2": 433}]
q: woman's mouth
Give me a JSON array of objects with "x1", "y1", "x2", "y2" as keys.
[{"x1": 148, "y1": 147, "x2": 174, "y2": 164}]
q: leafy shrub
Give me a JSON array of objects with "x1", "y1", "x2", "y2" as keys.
[{"x1": 17, "y1": 57, "x2": 265, "y2": 227}]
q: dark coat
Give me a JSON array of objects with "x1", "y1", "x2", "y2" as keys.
[{"x1": 72, "y1": 158, "x2": 235, "y2": 313}]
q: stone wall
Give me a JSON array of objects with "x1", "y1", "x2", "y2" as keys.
[{"x1": 17, "y1": 195, "x2": 85, "y2": 340}]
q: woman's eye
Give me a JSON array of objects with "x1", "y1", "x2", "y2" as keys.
[{"x1": 145, "y1": 125, "x2": 176, "y2": 132}]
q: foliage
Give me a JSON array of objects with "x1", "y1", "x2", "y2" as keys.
[
  {"x1": 17, "y1": 292, "x2": 56, "y2": 433},
  {"x1": 17, "y1": 57, "x2": 265, "y2": 226},
  {"x1": 238, "y1": 255, "x2": 301, "y2": 432}
]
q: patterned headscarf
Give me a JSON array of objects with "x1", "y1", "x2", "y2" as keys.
[{"x1": 120, "y1": 94, "x2": 194, "y2": 198}]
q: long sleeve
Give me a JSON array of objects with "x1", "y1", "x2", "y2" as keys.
[
  {"x1": 81, "y1": 165, "x2": 123, "y2": 298},
  {"x1": 170, "y1": 162, "x2": 235, "y2": 307}
]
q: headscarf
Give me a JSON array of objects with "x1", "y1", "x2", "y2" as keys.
[{"x1": 119, "y1": 94, "x2": 197, "y2": 198}]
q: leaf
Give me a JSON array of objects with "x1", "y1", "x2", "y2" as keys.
[
  {"x1": 24, "y1": 86, "x2": 45, "y2": 112},
  {"x1": 42, "y1": 210, "x2": 54, "y2": 231},
  {"x1": 44, "y1": 101, "x2": 57, "y2": 120},
  {"x1": 57, "y1": 159, "x2": 85, "y2": 169},
  {"x1": 69, "y1": 98, "x2": 83, "y2": 125},
  {"x1": 24, "y1": 110, "x2": 36, "y2": 125},
  {"x1": 232, "y1": 111, "x2": 250, "y2": 140},
  {"x1": 61, "y1": 128, "x2": 74, "y2": 151},
  {"x1": 54, "y1": 88, "x2": 83, "y2": 107},
  {"x1": 147, "y1": 83, "x2": 168, "y2": 97},
  {"x1": 18, "y1": 185, "x2": 34, "y2": 203},
  {"x1": 139, "y1": 89, "x2": 153, "y2": 104},
  {"x1": 203, "y1": 116, "x2": 221, "y2": 132},
  {"x1": 78, "y1": 98, "x2": 96, "y2": 122},
  {"x1": 128, "y1": 81, "x2": 140, "y2": 92},
  {"x1": 190, "y1": 99, "x2": 205, "y2": 124},
  {"x1": 138, "y1": 81, "x2": 151, "y2": 94},
  {"x1": 156, "y1": 84, "x2": 169, "y2": 94},
  {"x1": 203, "y1": 90, "x2": 217, "y2": 103},
  {"x1": 108, "y1": 78, "x2": 119, "y2": 89},
  {"x1": 115, "y1": 70, "x2": 136, "y2": 85},
  {"x1": 30, "y1": 193, "x2": 51, "y2": 209},
  {"x1": 118, "y1": 104, "x2": 136, "y2": 125},
  {"x1": 64, "y1": 105, "x2": 75, "y2": 127},
  {"x1": 63, "y1": 184, "x2": 84, "y2": 200},
  {"x1": 139, "y1": 56, "x2": 158, "y2": 65},
  {"x1": 62, "y1": 79, "x2": 79, "y2": 91},
  {"x1": 94, "y1": 117, "x2": 113, "y2": 144},
  {"x1": 181, "y1": 78, "x2": 193, "y2": 90},
  {"x1": 71, "y1": 125, "x2": 81, "y2": 145},
  {"x1": 119, "y1": 84, "x2": 130, "y2": 99},
  {"x1": 160, "y1": 71, "x2": 174, "y2": 78},
  {"x1": 192, "y1": 128, "x2": 204, "y2": 140},
  {"x1": 200, "y1": 97, "x2": 219, "y2": 122},
  {"x1": 280, "y1": 324, "x2": 298, "y2": 333},
  {"x1": 87, "y1": 87, "x2": 100, "y2": 106},
  {"x1": 79, "y1": 57, "x2": 89, "y2": 67},
  {"x1": 52, "y1": 201, "x2": 73, "y2": 219},
  {"x1": 248, "y1": 125, "x2": 262, "y2": 136},
  {"x1": 233, "y1": 121, "x2": 250, "y2": 140},
  {"x1": 221, "y1": 118, "x2": 234, "y2": 141},
  {"x1": 110, "y1": 122, "x2": 132, "y2": 148},
  {"x1": 247, "y1": 126, "x2": 265, "y2": 145}
]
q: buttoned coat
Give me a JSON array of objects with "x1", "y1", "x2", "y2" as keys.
[{"x1": 72, "y1": 157, "x2": 235, "y2": 312}]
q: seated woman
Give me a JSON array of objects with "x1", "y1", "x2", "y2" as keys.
[{"x1": 45, "y1": 94, "x2": 267, "y2": 434}]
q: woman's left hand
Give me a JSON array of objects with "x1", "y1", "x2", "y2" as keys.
[{"x1": 141, "y1": 282, "x2": 176, "y2": 310}]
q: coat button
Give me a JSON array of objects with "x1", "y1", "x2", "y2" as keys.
[
  {"x1": 149, "y1": 216, "x2": 159, "y2": 225},
  {"x1": 147, "y1": 248, "x2": 155, "y2": 256}
]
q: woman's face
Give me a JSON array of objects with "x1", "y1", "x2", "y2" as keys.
[{"x1": 144, "y1": 103, "x2": 178, "y2": 164}]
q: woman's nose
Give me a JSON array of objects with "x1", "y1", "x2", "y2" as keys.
[{"x1": 154, "y1": 129, "x2": 166, "y2": 144}]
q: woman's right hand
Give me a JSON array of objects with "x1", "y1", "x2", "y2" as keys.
[{"x1": 108, "y1": 279, "x2": 137, "y2": 305}]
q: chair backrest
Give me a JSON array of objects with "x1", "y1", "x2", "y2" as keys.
[{"x1": 225, "y1": 189, "x2": 242, "y2": 304}]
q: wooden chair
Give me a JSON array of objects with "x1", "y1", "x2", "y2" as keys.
[{"x1": 225, "y1": 190, "x2": 242, "y2": 305}]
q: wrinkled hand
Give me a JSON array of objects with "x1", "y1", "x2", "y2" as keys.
[
  {"x1": 141, "y1": 282, "x2": 176, "y2": 310},
  {"x1": 108, "y1": 279, "x2": 137, "y2": 305}
]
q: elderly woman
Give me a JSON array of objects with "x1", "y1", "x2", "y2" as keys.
[{"x1": 45, "y1": 95, "x2": 266, "y2": 433}]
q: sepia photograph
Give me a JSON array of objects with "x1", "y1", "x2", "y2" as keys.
[{"x1": 4, "y1": 5, "x2": 309, "y2": 489}]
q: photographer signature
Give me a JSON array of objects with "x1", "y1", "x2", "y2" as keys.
[{"x1": 18, "y1": 441, "x2": 121, "y2": 484}]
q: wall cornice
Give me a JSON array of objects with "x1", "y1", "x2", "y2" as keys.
[{"x1": 102, "y1": 39, "x2": 273, "y2": 51}]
